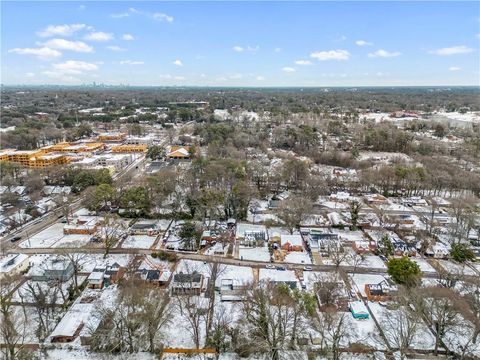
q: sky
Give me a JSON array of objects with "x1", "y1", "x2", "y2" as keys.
[{"x1": 1, "y1": 1, "x2": 479, "y2": 87}]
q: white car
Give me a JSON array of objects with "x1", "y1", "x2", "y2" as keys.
[
  {"x1": 265, "y1": 264, "x2": 275, "y2": 269},
  {"x1": 303, "y1": 266, "x2": 313, "y2": 271}
]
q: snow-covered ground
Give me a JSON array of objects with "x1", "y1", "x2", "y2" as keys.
[
  {"x1": 412, "y1": 257, "x2": 436, "y2": 273},
  {"x1": 437, "y1": 259, "x2": 477, "y2": 276},
  {"x1": 368, "y1": 302, "x2": 436, "y2": 351},
  {"x1": 284, "y1": 251, "x2": 312, "y2": 264},
  {"x1": 239, "y1": 245, "x2": 270, "y2": 262},
  {"x1": 122, "y1": 234, "x2": 156, "y2": 249}
]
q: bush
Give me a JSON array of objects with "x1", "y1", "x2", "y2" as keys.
[
  {"x1": 387, "y1": 257, "x2": 421, "y2": 287},
  {"x1": 450, "y1": 243, "x2": 475, "y2": 263},
  {"x1": 152, "y1": 250, "x2": 177, "y2": 262}
]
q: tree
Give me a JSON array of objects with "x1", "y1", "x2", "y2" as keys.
[
  {"x1": 349, "y1": 200, "x2": 362, "y2": 230},
  {"x1": 146, "y1": 145, "x2": 164, "y2": 160},
  {"x1": 450, "y1": 243, "x2": 475, "y2": 263},
  {"x1": 89, "y1": 279, "x2": 171, "y2": 353},
  {"x1": 99, "y1": 214, "x2": 126, "y2": 258},
  {"x1": 382, "y1": 303, "x2": 420, "y2": 359},
  {"x1": 387, "y1": 257, "x2": 421, "y2": 287},
  {"x1": 275, "y1": 196, "x2": 313, "y2": 234},
  {"x1": 120, "y1": 186, "x2": 151, "y2": 217},
  {"x1": 0, "y1": 276, "x2": 30, "y2": 360},
  {"x1": 311, "y1": 310, "x2": 348, "y2": 360},
  {"x1": 59, "y1": 247, "x2": 88, "y2": 297},
  {"x1": 328, "y1": 241, "x2": 349, "y2": 268},
  {"x1": 91, "y1": 183, "x2": 115, "y2": 213},
  {"x1": 378, "y1": 233, "x2": 394, "y2": 257},
  {"x1": 178, "y1": 221, "x2": 200, "y2": 250}
]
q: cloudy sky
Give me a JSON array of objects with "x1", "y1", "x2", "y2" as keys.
[{"x1": 2, "y1": 1, "x2": 479, "y2": 86}]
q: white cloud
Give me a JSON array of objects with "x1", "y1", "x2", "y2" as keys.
[
  {"x1": 233, "y1": 45, "x2": 259, "y2": 53},
  {"x1": 173, "y1": 59, "x2": 183, "y2": 66},
  {"x1": 449, "y1": 66, "x2": 461, "y2": 71},
  {"x1": 356, "y1": 40, "x2": 373, "y2": 46},
  {"x1": 368, "y1": 49, "x2": 401, "y2": 58},
  {"x1": 111, "y1": 8, "x2": 173, "y2": 23},
  {"x1": 53, "y1": 60, "x2": 98, "y2": 73},
  {"x1": 42, "y1": 71, "x2": 81, "y2": 83},
  {"x1": 282, "y1": 67, "x2": 296, "y2": 73},
  {"x1": 120, "y1": 60, "x2": 144, "y2": 65},
  {"x1": 295, "y1": 60, "x2": 312, "y2": 65},
  {"x1": 159, "y1": 74, "x2": 185, "y2": 81},
  {"x1": 8, "y1": 47, "x2": 62, "y2": 60},
  {"x1": 229, "y1": 73, "x2": 243, "y2": 79},
  {"x1": 42, "y1": 39, "x2": 93, "y2": 53},
  {"x1": 152, "y1": 13, "x2": 174, "y2": 22},
  {"x1": 310, "y1": 49, "x2": 350, "y2": 61},
  {"x1": 107, "y1": 46, "x2": 126, "y2": 52},
  {"x1": 84, "y1": 32, "x2": 114, "y2": 42},
  {"x1": 110, "y1": 12, "x2": 130, "y2": 18},
  {"x1": 37, "y1": 24, "x2": 86, "y2": 37},
  {"x1": 256, "y1": 76, "x2": 266, "y2": 81},
  {"x1": 274, "y1": 48, "x2": 282, "y2": 53},
  {"x1": 122, "y1": 34, "x2": 134, "y2": 41},
  {"x1": 25, "y1": 72, "x2": 35, "y2": 77},
  {"x1": 430, "y1": 45, "x2": 473, "y2": 56}
]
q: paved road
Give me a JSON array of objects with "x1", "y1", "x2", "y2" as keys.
[
  {"x1": 0, "y1": 155, "x2": 145, "y2": 253},
  {"x1": 9, "y1": 245, "x2": 470, "y2": 280}
]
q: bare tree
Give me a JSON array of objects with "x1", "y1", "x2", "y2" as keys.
[
  {"x1": 175, "y1": 292, "x2": 207, "y2": 349},
  {"x1": 59, "y1": 245, "x2": 89, "y2": 297},
  {"x1": 20, "y1": 282, "x2": 60, "y2": 343},
  {"x1": 99, "y1": 214, "x2": 126, "y2": 258},
  {"x1": 382, "y1": 304, "x2": 420, "y2": 359},
  {"x1": 275, "y1": 196, "x2": 313, "y2": 234},
  {"x1": 89, "y1": 279, "x2": 171, "y2": 353},
  {"x1": 328, "y1": 241, "x2": 349, "y2": 268},
  {"x1": 0, "y1": 276, "x2": 30, "y2": 360},
  {"x1": 312, "y1": 310, "x2": 348, "y2": 360}
]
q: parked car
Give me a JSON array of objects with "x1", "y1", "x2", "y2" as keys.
[
  {"x1": 276, "y1": 265, "x2": 287, "y2": 271},
  {"x1": 265, "y1": 264, "x2": 275, "y2": 269},
  {"x1": 10, "y1": 236, "x2": 22, "y2": 243},
  {"x1": 303, "y1": 266, "x2": 313, "y2": 271}
]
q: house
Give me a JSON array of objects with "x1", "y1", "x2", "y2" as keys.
[
  {"x1": 31, "y1": 257, "x2": 74, "y2": 282},
  {"x1": 427, "y1": 243, "x2": 450, "y2": 259},
  {"x1": 349, "y1": 301, "x2": 369, "y2": 319},
  {"x1": 329, "y1": 191, "x2": 351, "y2": 202},
  {"x1": 268, "y1": 191, "x2": 290, "y2": 209},
  {"x1": 139, "y1": 269, "x2": 171, "y2": 286},
  {"x1": 236, "y1": 223, "x2": 267, "y2": 247},
  {"x1": 280, "y1": 234, "x2": 304, "y2": 252},
  {"x1": 87, "y1": 263, "x2": 125, "y2": 289},
  {"x1": 216, "y1": 265, "x2": 253, "y2": 301},
  {"x1": 171, "y1": 271, "x2": 204, "y2": 295},
  {"x1": 305, "y1": 229, "x2": 339, "y2": 255},
  {"x1": 87, "y1": 271, "x2": 104, "y2": 289},
  {"x1": 130, "y1": 220, "x2": 162, "y2": 236},
  {"x1": 365, "y1": 280, "x2": 392, "y2": 301},
  {"x1": 50, "y1": 303, "x2": 92, "y2": 343},
  {"x1": 166, "y1": 145, "x2": 192, "y2": 160},
  {"x1": 364, "y1": 194, "x2": 389, "y2": 205},
  {"x1": 0, "y1": 254, "x2": 29, "y2": 280},
  {"x1": 63, "y1": 217, "x2": 98, "y2": 235}
]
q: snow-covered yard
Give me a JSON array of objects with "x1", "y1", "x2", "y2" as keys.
[
  {"x1": 122, "y1": 234, "x2": 156, "y2": 249},
  {"x1": 239, "y1": 245, "x2": 270, "y2": 262},
  {"x1": 368, "y1": 302, "x2": 436, "y2": 351}
]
